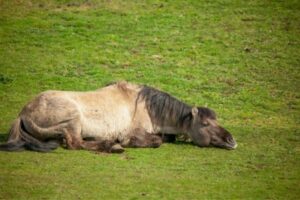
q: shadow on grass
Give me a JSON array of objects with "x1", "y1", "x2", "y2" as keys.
[
  {"x1": 173, "y1": 141, "x2": 194, "y2": 146},
  {"x1": 0, "y1": 133, "x2": 8, "y2": 143}
]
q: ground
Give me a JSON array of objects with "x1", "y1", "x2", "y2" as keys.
[{"x1": 0, "y1": 0, "x2": 299, "y2": 199}]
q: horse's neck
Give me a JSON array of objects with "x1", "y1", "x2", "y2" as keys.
[
  {"x1": 157, "y1": 125, "x2": 183, "y2": 134},
  {"x1": 155, "y1": 119, "x2": 187, "y2": 134}
]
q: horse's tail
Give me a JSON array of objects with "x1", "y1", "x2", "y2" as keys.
[{"x1": 0, "y1": 117, "x2": 59, "y2": 152}]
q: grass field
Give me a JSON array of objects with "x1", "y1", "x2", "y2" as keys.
[{"x1": 0, "y1": 0, "x2": 299, "y2": 199}]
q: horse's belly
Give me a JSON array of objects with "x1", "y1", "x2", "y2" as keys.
[{"x1": 80, "y1": 106, "x2": 132, "y2": 141}]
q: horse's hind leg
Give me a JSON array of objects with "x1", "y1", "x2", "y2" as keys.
[
  {"x1": 65, "y1": 132, "x2": 122, "y2": 153},
  {"x1": 62, "y1": 121, "x2": 123, "y2": 153},
  {"x1": 82, "y1": 140, "x2": 124, "y2": 153},
  {"x1": 124, "y1": 128, "x2": 162, "y2": 148},
  {"x1": 63, "y1": 128, "x2": 83, "y2": 150}
]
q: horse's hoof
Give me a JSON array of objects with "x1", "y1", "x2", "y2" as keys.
[{"x1": 111, "y1": 144, "x2": 124, "y2": 153}]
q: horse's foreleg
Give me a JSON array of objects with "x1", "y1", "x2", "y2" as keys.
[{"x1": 124, "y1": 129, "x2": 162, "y2": 148}]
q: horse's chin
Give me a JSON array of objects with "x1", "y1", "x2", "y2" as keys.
[
  {"x1": 224, "y1": 142, "x2": 238, "y2": 150},
  {"x1": 210, "y1": 141, "x2": 238, "y2": 150}
]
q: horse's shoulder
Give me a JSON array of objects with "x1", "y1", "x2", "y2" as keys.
[{"x1": 105, "y1": 81, "x2": 141, "y2": 97}]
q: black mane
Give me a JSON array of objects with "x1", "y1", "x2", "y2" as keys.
[
  {"x1": 197, "y1": 107, "x2": 216, "y2": 120},
  {"x1": 138, "y1": 86, "x2": 216, "y2": 128}
]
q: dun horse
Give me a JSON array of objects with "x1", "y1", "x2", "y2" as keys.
[{"x1": 0, "y1": 81, "x2": 237, "y2": 153}]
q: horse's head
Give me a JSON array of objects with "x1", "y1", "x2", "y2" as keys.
[{"x1": 188, "y1": 107, "x2": 237, "y2": 150}]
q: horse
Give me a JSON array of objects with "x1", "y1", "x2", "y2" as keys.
[{"x1": 0, "y1": 81, "x2": 237, "y2": 153}]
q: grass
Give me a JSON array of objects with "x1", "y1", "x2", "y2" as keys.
[{"x1": 0, "y1": 0, "x2": 299, "y2": 199}]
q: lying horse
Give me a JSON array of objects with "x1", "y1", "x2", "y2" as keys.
[{"x1": 0, "y1": 81, "x2": 237, "y2": 153}]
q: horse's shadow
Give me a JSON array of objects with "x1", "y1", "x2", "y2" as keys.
[
  {"x1": 0, "y1": 133, "x2": 8, "y2": 143},
  {"x1": 172, "y1": 141, "x2": 194, "y2": 146}
]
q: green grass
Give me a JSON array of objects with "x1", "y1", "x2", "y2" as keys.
[{"x1": 0, "y1": 0, "x2": 299, "y2": 199}]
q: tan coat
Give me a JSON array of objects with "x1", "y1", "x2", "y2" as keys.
[{"x1": 1, "y1": 81, "x2": 237, "y2": 153}]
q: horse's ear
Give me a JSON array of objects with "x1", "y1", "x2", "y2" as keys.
[{"x1": 191, "y1": 107, "x2": 198, "y2": 117}]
